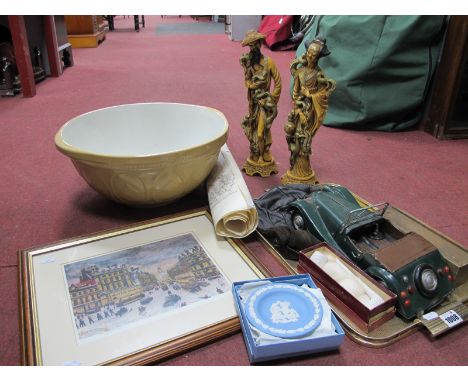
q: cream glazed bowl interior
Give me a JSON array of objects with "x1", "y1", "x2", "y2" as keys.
[{"x1": 55, "y1": 103, "x2": 228, "y2": 207}]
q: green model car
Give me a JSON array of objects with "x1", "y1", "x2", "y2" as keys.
[{"x1": 289, "y1": 184, "x2": 454, "y2": 320}]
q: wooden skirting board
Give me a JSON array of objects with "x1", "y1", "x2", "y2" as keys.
[{"x1": 68, "y1": 30, "x2": 106, "y2": 48}]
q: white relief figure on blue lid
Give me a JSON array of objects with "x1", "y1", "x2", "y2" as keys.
[{"x1": 270, "y1": 300, "x2": 300, "y2": 323}]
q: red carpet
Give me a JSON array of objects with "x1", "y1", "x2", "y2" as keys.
[{"x1": 0, "y1": 15, "x2": 467, "y2": 365}]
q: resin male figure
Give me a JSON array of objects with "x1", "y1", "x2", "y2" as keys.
[{"x1": 240, "y1": 30, "x2": 281, "y2": 176}]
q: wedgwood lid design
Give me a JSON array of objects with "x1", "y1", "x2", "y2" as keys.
[{"x1": 245, "y1": 283, "x2": 323, "y2": 338}]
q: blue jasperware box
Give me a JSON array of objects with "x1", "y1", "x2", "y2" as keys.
[{"x1": 232, "y1": 274, "x2": 345, "y2": 364}]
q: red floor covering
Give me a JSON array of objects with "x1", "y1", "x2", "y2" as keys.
[{"x1": 0, "y1": 15, "x2": 467, "y2": 365}]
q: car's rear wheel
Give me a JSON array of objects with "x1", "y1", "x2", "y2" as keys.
[
  {"x1": 366, "y1": 266, "x2": 399, "y2": 295},
  {"x1": 371, "y1": 275, "x2": 390, "y2": 290}
]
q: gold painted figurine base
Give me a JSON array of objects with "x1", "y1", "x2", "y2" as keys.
[
  {"x1": 242, "y1": 158, "x2": 278, "y2": 177},
  {"x1": 281, "y1": 169, "x2": 319, "y2": 185},
  {"x1": 281, "y1": 155, "x2": 319, "y2": 185}
]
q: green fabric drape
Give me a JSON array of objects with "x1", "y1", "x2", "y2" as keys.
[{"x1": 293, "y1": 16, "x2": 446, "y2": 131}]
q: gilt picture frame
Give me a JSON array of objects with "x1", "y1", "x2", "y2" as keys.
[{"x1": 18, "y1": 209, "x2": 272, "y2": 365}]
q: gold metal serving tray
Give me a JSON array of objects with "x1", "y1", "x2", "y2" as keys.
[{"x1": 255, "y1": 203, "x2": 468, "y2": 347}]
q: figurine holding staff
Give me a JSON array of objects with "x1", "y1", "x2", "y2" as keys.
[
  {"x1": 281, "y1": 37, "x2": 336, "y2": 185},
  {"x1": 240, "y1": 30, "x2": 282, "y2": 177}
]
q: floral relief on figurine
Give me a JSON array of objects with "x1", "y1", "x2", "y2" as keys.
[
  {"x1": 240, "y1": 30, "x2": 282, "y2": 177},
  {"x1": 281, "y1": 37, "x2": 336, "y2": 185}
]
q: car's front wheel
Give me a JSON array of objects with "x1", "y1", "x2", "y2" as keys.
[{"x1": 292, "y1": 213, "x2": 305, "y2": 230}]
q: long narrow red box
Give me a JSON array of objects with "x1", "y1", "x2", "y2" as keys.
[{"x1": 298, "y1": 243, "x2": 397, "y2": 333}]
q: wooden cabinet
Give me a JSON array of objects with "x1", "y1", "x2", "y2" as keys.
[
  {"x1": 424, "y1": 16, "x2": 468, "y2": 139},
  {"x1": 1, "y1": 16, "x2": 72, "y2": 97},
  {"x1": 64, "y1": 16, "x2": 106, "y2": 48}
]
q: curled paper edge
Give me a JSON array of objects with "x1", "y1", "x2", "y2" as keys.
[
  {"x1": 207, "y1": 145, "x2": 258, "y2": 238},
  {"x1": 215, "y1": 208, "x2": 258, "y2": 238}
]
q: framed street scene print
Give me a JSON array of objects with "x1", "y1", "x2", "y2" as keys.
[{"x1": 19, "y1": 209, "x2": 270, "y2": 365}]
